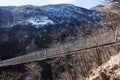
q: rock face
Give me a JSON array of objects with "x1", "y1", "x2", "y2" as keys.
[{"x1": 86, "y1": 53, "x2": 120, "y2": 80}]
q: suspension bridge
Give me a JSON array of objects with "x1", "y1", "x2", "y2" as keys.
[{"x1": 0, "y1": 27, "x2": 120, "y2": 67}]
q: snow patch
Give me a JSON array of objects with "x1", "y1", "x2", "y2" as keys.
[{"x1": 27, "y1": 16, "x2": 55, "y2": 28}]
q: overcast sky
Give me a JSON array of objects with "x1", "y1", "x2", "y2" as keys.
[{"x1": 0, "y1": 0, "x2": 103, "y2": 9}]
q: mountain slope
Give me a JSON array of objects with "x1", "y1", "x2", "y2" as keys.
[
  {"x1": 86, "y1": 53, "x2": 120, "y2": 80},
  {"x1": 0, "y1": 4, "x2": 104, "y2": 60},
  {"x1": 0, "y1": 3, "x2": 120, "y2": 80},
  {"x1": 0, "y1": 4, "x2": 102, "y2": 28}
]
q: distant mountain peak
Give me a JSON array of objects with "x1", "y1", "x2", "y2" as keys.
[{"x1": 0, "y1": 4, "x2": 101, "y2": 28}]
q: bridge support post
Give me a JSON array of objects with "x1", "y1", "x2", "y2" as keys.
[{"x1": 119, "y1": 52, "x2": 120, "y2": 68}]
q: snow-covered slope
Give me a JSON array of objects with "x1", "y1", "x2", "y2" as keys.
[{"x1": 0, "y1": 4, "x2": 102, "y2": 28}]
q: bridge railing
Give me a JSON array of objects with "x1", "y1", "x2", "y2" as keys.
[{"x1": 0, "y1": 27, "x2": 120, "y2": 67}]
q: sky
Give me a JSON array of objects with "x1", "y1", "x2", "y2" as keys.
[{"x1": 0, "y1": 0, "x2": 103, "y2": 9}]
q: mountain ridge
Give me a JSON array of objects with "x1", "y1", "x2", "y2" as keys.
[{"x1": 0, "y1": 4, "x2": 102, "y2": 28}]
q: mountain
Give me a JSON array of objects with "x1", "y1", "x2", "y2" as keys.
[
  {"x1": 0, "y1": 4, "x2": 104, "y2": 60},
  {"x1": 91, "y1": 3, "x2": 120, "y2": 28},
  {"x1": 0, "y1": 4, "x2": 101, "y2": 28},
  {"x1": 0, "y1": 3, "x2": 120, "y2": 80},
  {"x1": 91, "y1": 3, "x2": 120, "y2": 13}
]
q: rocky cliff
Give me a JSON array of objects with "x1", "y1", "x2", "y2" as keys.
[{"x1": 86, "y1": 53, "x2": 120, "y2": 80}]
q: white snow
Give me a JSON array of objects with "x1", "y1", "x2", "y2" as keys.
[
  {"x1": 25, "y1": 34, "x2": 28, "y2": 38},
  {"x1": 26, "y1": 16, "x2": 54, "y2": 28}
]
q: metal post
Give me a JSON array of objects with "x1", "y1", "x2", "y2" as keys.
[
  {"x1": 119, "y1": 52, "x2": 120, "y2": 68},
  {"x1": 115, "y1": 28, "x2": 118, "y2": 41}
]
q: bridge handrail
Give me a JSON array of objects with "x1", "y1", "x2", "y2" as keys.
[{"x1": 0, "y1": 27, "x2": 120, "y2": 67}]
